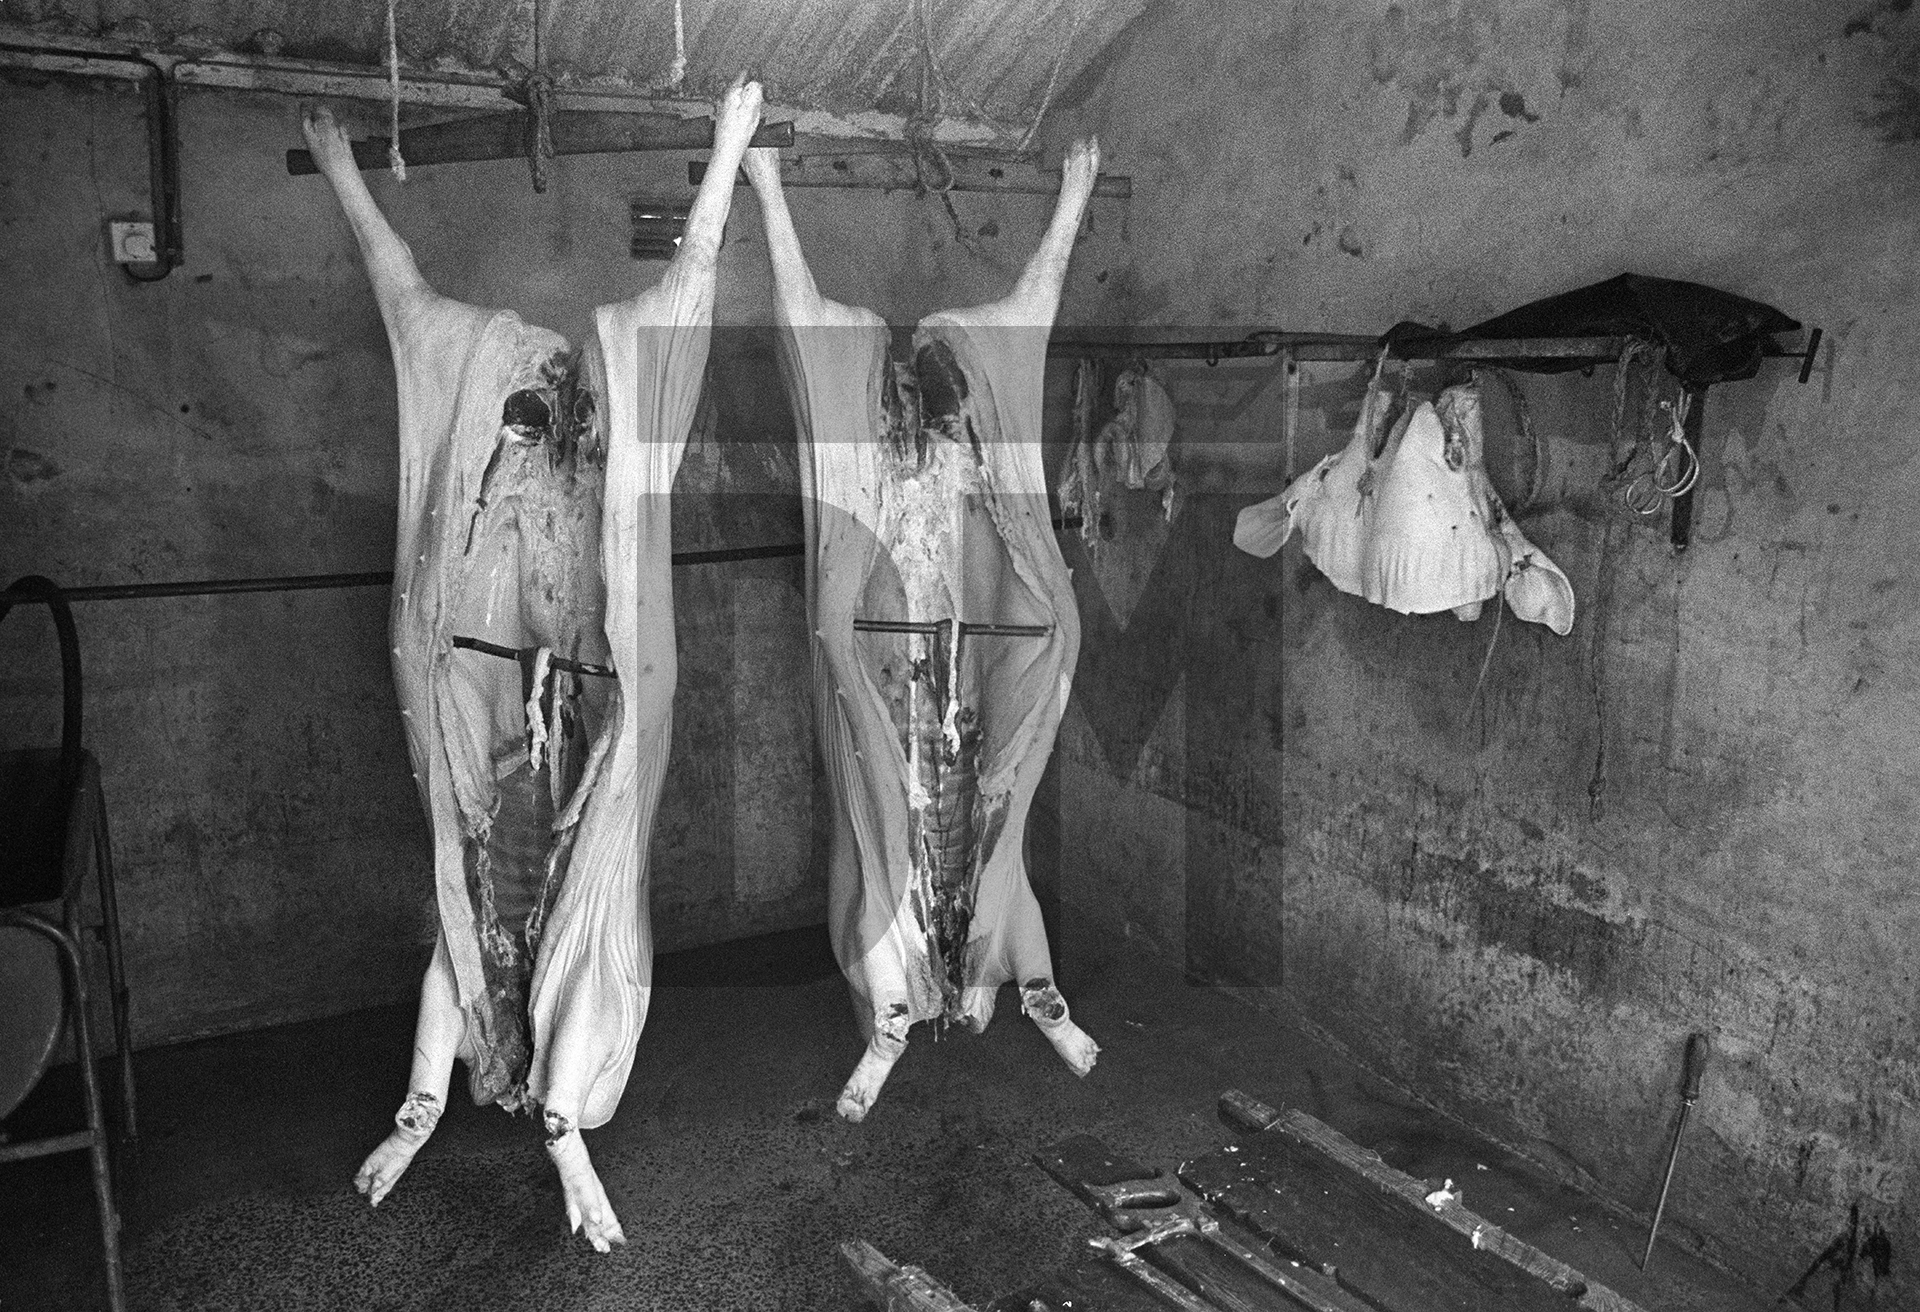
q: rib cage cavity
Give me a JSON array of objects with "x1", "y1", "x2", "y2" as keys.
[
  {"x1": 442, "y1": 342, "x2": 611, "y2": 1109},
  {"x1": 871, "y1": 432, "x2": 1000, "y2": 1016}
]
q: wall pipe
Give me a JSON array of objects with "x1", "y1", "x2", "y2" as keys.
[
  {"x1": 125, "y1": 56, "x2": 183, "y2": 281},
  {"x1": 0, "y1": 41, "x2": 182, "y2": 280}
]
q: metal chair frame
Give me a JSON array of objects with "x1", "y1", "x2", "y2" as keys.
[{"x1": 1, "y1": 575, "x2": 136, "y2": 1312}]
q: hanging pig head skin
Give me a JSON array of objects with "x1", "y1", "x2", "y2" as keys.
[
  {"x1": 300, "y1": 80, "x2": 765, "y2": 1253},
  {"x1": 1433, "y1": 381, "x2": 1577, "y2": 635},
  {"x1": 1360, "y1": 397, "x2": 1508, "y2": 620},
  {"x1": 745, "y1": 141, "x2": 1103, "y2": 1122},
  {"x1": 1237, "y1": 371, "x2": 1575, "y2": 634},
  {"x1": 1232, "y1": 371, "x2": 1396, "y2": 597}
]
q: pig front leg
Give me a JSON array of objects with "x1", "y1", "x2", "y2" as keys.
[
  {"x1": 836, "y1": 999, "x2": 913, "y2": 1123},
  {"x1": 528, "y1": 855, "x2": 637, "y2": 1257},
  {"x1": 543, "y1": 1114, "x2": 624, "y2": 1253},
  {"x1": 1022, "y1": 979, "x2": 1099, "y2": 1076},
  {"x1": 835, "y1": 929, "x2": 922, "y2": 1121},
  {"x1": 1000, "y1": 878, "x2": 1099, "y2": 1076},
  {"x1": 354, "y1": 934, "x2": 469, "y2": 1206}
]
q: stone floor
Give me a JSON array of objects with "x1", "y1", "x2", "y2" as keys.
[{"x1": 1, "y1": 927, "x2": 1785, "y2": 1312}]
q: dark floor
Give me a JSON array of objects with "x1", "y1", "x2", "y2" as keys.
[{"x1": 3, "y1": 928, "x2": 1780, "y2": 1312}]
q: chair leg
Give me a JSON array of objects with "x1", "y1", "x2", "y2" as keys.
[
  {"x1": 63, "y1": 903, "x2": 128, "y2": 1312},
  {"x1": 92, "y1": 804, "x2": 137, "y2": 1144}
]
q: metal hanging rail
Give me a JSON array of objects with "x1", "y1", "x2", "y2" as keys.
[
  {"x1": 15, "y1": 518, "x2": 1098, "y2": 605},
  {"x1": 1049, "y1": 326, "x2": 1822, "y2": 555},
  {"x1": 1047, "y1": 329, "x2": 1824, "y2": 381}
]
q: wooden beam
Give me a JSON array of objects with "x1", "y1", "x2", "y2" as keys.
[
  {"x1": 840, "y1": 1240, "x2": 980, "y2": 1312},
  {"x1": 286, "y1": 111, "x2": 794, "y2": 175},
  {"x1": 690, "y1": 153, "x2": 1132, "y2": 198}
]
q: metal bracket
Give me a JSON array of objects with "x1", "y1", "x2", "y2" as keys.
[
  {"x1": 450, "y1": 635, "x2": 615, "y2": 679},
  {"x1": 852, "y1": 619, "x2": 1051, "y2": 639}
]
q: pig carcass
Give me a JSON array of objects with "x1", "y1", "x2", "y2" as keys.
[
  {"x1": 300, "y1": 80, "x2": 764, "y2": 1250},
  {"x1": 744, "y1": 141, "x2": 1103, "y2": 1120}
]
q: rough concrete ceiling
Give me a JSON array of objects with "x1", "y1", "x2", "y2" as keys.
[{"x1": 2, "y1": 0, "x2": 1149, "y2": 127}]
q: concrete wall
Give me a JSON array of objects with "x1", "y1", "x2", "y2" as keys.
[
  {"x1": 1042, "y1": 0, "x2": 1917, "y2": 1295},
  {"x1": 0, "y1": 71, "x2": 1105, "y2": 1047}
]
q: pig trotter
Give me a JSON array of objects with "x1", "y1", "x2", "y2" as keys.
[
  {"x1": 837, "y1": 1002, "x2": 912, "y2": 1122},
  {"x1": 1021, "y1": 978, "x2": 1099, "y2": 1076},
  {"x1": 543, "y1": 1111, "x2": 626, "y2": 1253},
  {"x1": 955, "y1": 984, "x2": 998, "y2": 1033},
  {"x1": 354, "y1": 1091, "x2": 442, "y2": 1207}
]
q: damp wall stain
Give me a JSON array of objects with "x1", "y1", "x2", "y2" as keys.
[
  {"x1": 1365, "y1": 0, "x2": 1566, "y2": 155},
  {"x1": 1050, "y1": 0, "x2": 1920, "y2": 1298}
]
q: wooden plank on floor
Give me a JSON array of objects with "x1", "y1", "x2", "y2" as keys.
[
  {"x1": 844, "y1": 1239, "x2": 981, "y2": 1311},
  {"x1": 1032, "y1": 1134, "x2": 1372, "y2": 1312},
  {"x1": 1213, "y1": 1092, "x2": 1648, "y2": 1312},
  {"x1": 1140, "y1": 1234, "x2": 1314, "y2": 1312},
  {"x1": 1185, "y1": 1105, "x2": 1577, "y2": 1311},
  {"x1": 985, "y1": 1249, "x2": 1179, "y2": 1312}
]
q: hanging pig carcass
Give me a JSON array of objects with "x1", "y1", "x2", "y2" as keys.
[
  {"x1": 299, "y1": 80, "x2": 764, "y2": 1250},
  {"x1": 743, "y1": 142, "x2": 1104, "y2": 1121}
]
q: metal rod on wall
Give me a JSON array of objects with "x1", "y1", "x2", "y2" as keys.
[
  {"x1": 10, "y1": 521, "x2": 1103, "y2": 607},
  {"x1": 10, "y1": 542, "x2": 810, "y2": 605},
  {"x1": 1047, "y1": 331, "x2": 1821, "y2": 371},
  {"x1": 1047, "y1": 333, "x2": 1637, "y2": 364}
]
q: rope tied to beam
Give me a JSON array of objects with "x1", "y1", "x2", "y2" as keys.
[
  {"x1": 667, "y1": 0, "x2": 688, "y2": 90},
  {"x1": 521, "y1": 0, "x2": 556, "y2": 192},
  {"x1": 386, "y1": 0, "x2": 407, "y2": 179},
  {"x1": 908, "y1": 0, "x2": 975, "y2": 247}
]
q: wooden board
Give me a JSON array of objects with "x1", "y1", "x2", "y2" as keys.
[
  {"x1": 1032, "y1": 1134, "x2": 1373, "y2": 1312},
  {"x1": 987, "y1": 1246, "x2": 1199, "y2": 1312},
  {"x1": 1181, "y1": 1124, "x2": 1579, "y2": 1311},
  {"x1": 1216, "y1": 1093, "x2": 1646, "y2": 1312}
]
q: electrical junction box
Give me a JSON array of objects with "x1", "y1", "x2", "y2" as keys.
[{"x1": 108, "y1": 220, "x2": 157, "y2": 264}]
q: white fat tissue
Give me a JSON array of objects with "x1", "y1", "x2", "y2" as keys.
[
  {"x1": 1236, "y1": 372, "x2": 1574, "y2": 634},
  {"x1": 306, "y1": 79, "x2": 763, "y2": 1250},
  {"x1": 524, "y1": 646, "x2": 554, "y2": 772},
  {"x1": 746, "y1": 139, "x2": 1105, "y2": 1120}
]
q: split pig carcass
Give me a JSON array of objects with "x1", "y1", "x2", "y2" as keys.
[
  {"x1": 744, "y1": 141, "x2": 1104, "y2": 1120},
  {"x1": 300, "y1": 80, "x2": 765, "y2": 1251}
]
